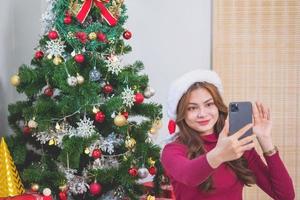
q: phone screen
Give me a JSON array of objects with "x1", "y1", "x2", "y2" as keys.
[{"x1": 229, "y1": 101, "x2": 253, "y2": 139}]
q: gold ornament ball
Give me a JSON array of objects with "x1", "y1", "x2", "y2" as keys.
[
  {"x1": 88, "y1": 32, "x2": 97, "y2": 40},
  {"x1": 114, "y1": 114, "x2": 127, "y2": 127},
  {"x1": 154, "y1": 120, "x2": 162, "y2": 129},
  {"x1": 47, "y1": 54, "x2": 53, "y2": 59},
  {"x1": 148, "y1": 157, "x2": 156, "y2": 166},
  {"x1": 31, "y1": 183, "x2": 39, "y2": 192},
  {"x1": 59, "y1": 184, "x2": 67, "y2": 192},
  {"x1": 125, "y1": 138, "x2": 136, "y2": 149},
  {"x1": 147, "y1": 195, "x2": 155, "y2": 200},
  {"x1": 92, "y1": 106, "x2": 100, "y2": 114},
  {"x1": 53, "y1": 56, "x2": 62, "y2": 65},
  {"x1": 76, "y1": 73, "x2": 84, "y2": 84},
  {"x1": 84, "y1": 147, "x2": 90, "y2": 154},
  {"x1": 10, "y1": 74, "x2": 21, "y2": 86},
  {"x1": 149, "y1": 127, "x2": 157, "y2": 134},
  {"x1": 49, "y1": 139, "x2": 56, "y2": 146}
]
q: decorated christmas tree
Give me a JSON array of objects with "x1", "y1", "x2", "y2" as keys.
[{"x1": 6, "y1": 0, "x2": 164, "y2": 199}]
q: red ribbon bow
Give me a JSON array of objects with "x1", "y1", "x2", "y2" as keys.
[{"x1": 76, "y1": 0, "x2": 117, "y2": 26}]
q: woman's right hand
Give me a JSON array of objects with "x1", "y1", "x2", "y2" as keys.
[{"x1": 206, "y1": 119, "x2": 256, "y2": 168}]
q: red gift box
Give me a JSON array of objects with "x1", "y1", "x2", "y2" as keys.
[{"x1": 142, "y1": 182, "x2": 175, "y2": 200}]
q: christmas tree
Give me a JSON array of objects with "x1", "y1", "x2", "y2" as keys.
[{"x1": 7, "y1": 0, "x2": 164, "y2": 199}]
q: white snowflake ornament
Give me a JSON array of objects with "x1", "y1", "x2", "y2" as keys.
[
  {"x1": 121, "y1": 86, "x2": 135, "y2": 108},
  {"x1": 71, "y1": 116, "x2": 96, "y2": 138},
  {"x1": 46, "y1": 38, "x2": 66, "y2": 57},
  {"x1": 105, "y1": 54, "x2": 124, "y2": 75}
]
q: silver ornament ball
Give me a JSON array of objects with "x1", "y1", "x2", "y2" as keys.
[
  {"x1": 89, "y1": 68, "x2": 101, "y2": 81},
  {"x1": 144, "y1": 86, "x2": 155, "y2": 98},
  {"x1": 138, "y1": 167, "x2": 149, "y2": 179},
  {"x1": 28, "y1": 119, "x2": 38, "y2": 128}
]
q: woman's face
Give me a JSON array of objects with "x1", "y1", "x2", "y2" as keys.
[{"x1": 184, "y1": 87, "x2": 219, "y2": 135}]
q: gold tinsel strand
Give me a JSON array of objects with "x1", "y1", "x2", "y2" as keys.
[{"x1": 0, "y1": 137, "x2": 25, "y2": 197}]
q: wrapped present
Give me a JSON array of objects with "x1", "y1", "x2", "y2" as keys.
[
  {"x1": 142, "y1": 182, "x2": 175, "y2": 199},
  {"x1": 0, "y1": 192, "x2": 53, "y2": 200}
]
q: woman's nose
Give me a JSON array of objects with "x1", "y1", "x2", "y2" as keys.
[{"x1": 196, "y1": 108, "x2": 206, "y2": 118}]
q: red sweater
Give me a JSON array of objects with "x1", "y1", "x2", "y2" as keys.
[{"x1": 161, "y1": 133, "x2": 295, "y2": 200}]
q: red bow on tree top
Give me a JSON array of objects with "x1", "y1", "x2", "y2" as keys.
[{"x1": 76, "y1": 0, "x2": 117, "y2": 26}]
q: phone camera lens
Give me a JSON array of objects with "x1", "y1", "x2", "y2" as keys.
[{"x1": 231, "y1": 103, "x2": 239, "y2": 112}]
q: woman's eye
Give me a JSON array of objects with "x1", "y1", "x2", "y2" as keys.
[
  {"x1": 187, "y1": 107, "x2": 196, "y2": 111},
  {"x1": 207, "y1": 102, "x2": 214, "y2": 107}
]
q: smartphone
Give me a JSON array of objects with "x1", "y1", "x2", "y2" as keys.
[{"x1": 229, "y1": 101, "x2": 253, "y2": 139}]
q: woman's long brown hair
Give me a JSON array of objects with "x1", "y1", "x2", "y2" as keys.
[{"x1": 176, "y1": 82, "x2": 256, "y2": 192}]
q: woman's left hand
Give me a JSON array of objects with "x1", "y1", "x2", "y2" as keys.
[
  {"x1": 252, "y1": 101, "x2": 272, "y2": 138},
  {"x1": 252, "y1": 101, "x2": 275, "y2": 152}
]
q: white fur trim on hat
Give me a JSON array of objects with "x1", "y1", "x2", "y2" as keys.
[{"x1": 167, "y1": 69, "x2": 223, "y2": 121}]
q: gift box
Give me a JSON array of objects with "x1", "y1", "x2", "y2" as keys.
[
  {"x1": 141, "y1": 182, "x2": 175, "y2": 200},
  {"x1": 0, "y1": 192, "x2": 52, "y2": 200}
]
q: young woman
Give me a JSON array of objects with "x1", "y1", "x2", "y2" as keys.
[{"x1": 161, "y1": 69, "x2": 295, "y2": 200}]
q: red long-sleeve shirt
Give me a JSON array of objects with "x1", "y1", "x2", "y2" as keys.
[{"x1": 161, "y1": 133, "x2": 295, "y2": 200}]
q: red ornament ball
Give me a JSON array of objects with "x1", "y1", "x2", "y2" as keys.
[
  {"x1": 148, "y1": 166, "x2": 157, "y2": 175},
  {"x1": 44, "y1": 87, "x2": 54, "y2": 97},
  {"x1": 48, "y1": 30, "x2": 58, "y2": 40},
  {"x1": 123, "y1": 30, "x2": 132, "y2": 40},
  {"x1": 43, "y1": 196, "x2": 53, "y2": 200},
  {"x1": 128, "y1": 167, "x2": 138, "y2": 177},
  {"x1": 89, "y1": 182, "x2": 102, "y2": 196},
  {"x1": 23, "y1": 126, "x2": 31, "y2": 136},
  {"x1": 134, "y1": 93, "x2": 144, "y2": 104},
  {"x1": 102, "y1": 84, "x2": 113, "y2": 94},
  {"x1": 64, "y1": 16, "x2": 72, "y2": 24},
  {"x1": 92, "y1": 149, "x2": 102, "y2": 159},
  {"x1": 97, "y1": 32, "x2": 107, "y2": 42},
  {"x1": 35, "y1": 51, "x2": 44, "y2": 59},
  {"x1": 95, "y1": 111, "x2": 105, "y2": 123},
  {"x1": 58, "y1": 191, "x2": 67, "y2": 200},
  {"x1": 75, "y1": 32, "x2": 88, "y2": 44},
  {"x1": 121, "y1": 111, "x2": 129, "y2": 119},
  {"x1": 74, "y1": 54, "x2": 85, "y2": 63},
  {"x1": 65, "y1": 11, "x2": 71, "y2": 17}
]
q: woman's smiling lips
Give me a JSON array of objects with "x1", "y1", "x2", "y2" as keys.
[{"x1": 197, "y1": 120, "x2": 210, "y2": 126}]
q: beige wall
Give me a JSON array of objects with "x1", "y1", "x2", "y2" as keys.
[{"x1": 213, "y1": 0, "x2": 299, "y2": 199}]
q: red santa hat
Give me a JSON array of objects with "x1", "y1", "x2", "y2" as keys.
[{"x1": 167, "y1": 69, "x2": 223, "y2": 134}]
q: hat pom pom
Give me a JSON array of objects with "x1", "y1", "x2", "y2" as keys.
[{"x1": 168, "y1": 119, "x2": 176, "y2": 134}]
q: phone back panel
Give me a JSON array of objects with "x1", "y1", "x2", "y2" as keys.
[{"x1": 229, "y1": 102, "x2": 252, "y2": 139}]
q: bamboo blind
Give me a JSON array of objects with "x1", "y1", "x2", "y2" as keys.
[{"x1": 213, "y1": 0, "x2": 299, "y2": 199}]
